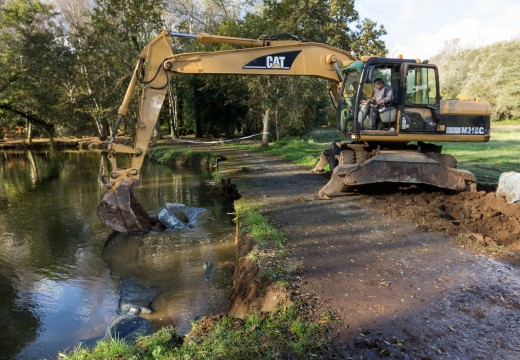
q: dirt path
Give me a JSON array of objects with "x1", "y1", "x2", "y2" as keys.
[{"x1": 198, "y1": 142, "x2": 520, "y2": 359}]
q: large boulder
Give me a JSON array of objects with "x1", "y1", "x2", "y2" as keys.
[{"x1": 496, "y1": 172, "x2": 520, "y2": 204}]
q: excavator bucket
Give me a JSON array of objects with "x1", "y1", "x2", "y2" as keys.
[{"x1": 97, "y1": 178, "x2": 153, "y2": 233}]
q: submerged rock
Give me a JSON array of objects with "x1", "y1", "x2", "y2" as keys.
[
  {"x1": 203, "y1": 261, "x2": 214, "y2": 282},
  {"x1": 106, "y1": 315, "x2": 155, "y2": 344},
  {"x1": 156, "y1": 203, "x2": 211, "y2": 229},
  {"x1": 118, "y1": 278, "x2": 156, "y2": 316},
  {"x1": 497, "y1": 172, "x2": 520, "y2": 204}
]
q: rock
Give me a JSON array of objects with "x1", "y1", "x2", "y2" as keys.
[
  {"x1": 203, "y1": 261, "x2": 214, "y2": 282},
  {"x1": 156, "y1": 203, "x2": 211, "y2": 229},
  {"x1": 106, "y1": 315, "x2": 155, "y2": 344},
  {"x1": 496, "y1": 172, "x2": 520, "y2": 204},
  {"x1": 118, "y1": 278, "x2": 156, "y2": 316}
]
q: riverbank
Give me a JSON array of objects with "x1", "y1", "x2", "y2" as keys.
[{"x1": 214, "y1": 143, "x2": 520, "y2": 359}]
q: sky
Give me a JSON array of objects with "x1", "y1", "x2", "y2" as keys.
[{"x1": 356, "y1": 0, "x2": 520, "y2": 59}]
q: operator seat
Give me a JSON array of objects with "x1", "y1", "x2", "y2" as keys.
[{"x1": 378, "y1": 88, "x2": 398, "y2": 126}]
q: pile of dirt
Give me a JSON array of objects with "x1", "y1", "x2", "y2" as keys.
[{"x1": 372, "y1": 188, "x2": 520, "y2": 258}]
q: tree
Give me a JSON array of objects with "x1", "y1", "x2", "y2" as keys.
[
  {"x1": 64, "y1": 0, "x2": 166, "y2": 139},
  {"x1": 206, "y1": 0, "x2": 387, "y2": 141},
  {"x1": 0, "y1": 0, "x2": 73, "y2": 140}
]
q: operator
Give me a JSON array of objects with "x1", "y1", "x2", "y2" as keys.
[{"x1": 367, "y1": 78, "x2": 393, "y2": 130}]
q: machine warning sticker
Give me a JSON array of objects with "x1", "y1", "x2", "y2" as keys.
[
  {"x1": 446, "y1": 126, "x2": 486, "y2": 135},
  {"x1": 243, "y1": 51, "x2": 302, "y2": 70}
]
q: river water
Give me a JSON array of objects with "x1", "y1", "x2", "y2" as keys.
[{"x1": 0, "y1": 151, "x2": 236, "y2": 359}]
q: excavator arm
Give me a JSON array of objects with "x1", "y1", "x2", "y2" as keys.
[{"x1": 98, "y1": 30, "x2": 356, "y2": 232}]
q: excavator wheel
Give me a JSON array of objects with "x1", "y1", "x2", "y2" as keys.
[{"x1": 97, "y1": 178, "x2": 153, "y2": 233}]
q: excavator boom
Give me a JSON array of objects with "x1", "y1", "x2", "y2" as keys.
[{"x1": 98, "y1": 30, "x2": 356, "y2": 232}]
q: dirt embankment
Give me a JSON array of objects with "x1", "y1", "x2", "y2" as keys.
[
  {"x1": 227, "y1": 223, "x2": 289, "y2": 317},
  {"x1": 374, "y1": 189, "x2": 520, "y2": 259}
]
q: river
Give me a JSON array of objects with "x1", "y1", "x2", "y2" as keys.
[{"x1": 0, "y1": 151, "x2": 236, "y2": 359}]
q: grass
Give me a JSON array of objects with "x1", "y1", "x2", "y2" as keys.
[
  {"x1": 233, "y1": 126, "x2": 519, "y2": 188},
  {"x1": 232, "y1": 128, "x2": 336, "y2": 170},
  {"x1": 235, "y1": 200, "x2": 285, "y2": 248},
  {"x1": 61, "y1": 304, "x2": 331, "y2": 360},
  {"x1": 491, "y1": 118, "x2": 520, "y2": 126},
  {"x1": 441, "y1": 129, "x2": 520, "y2": 187},
  {"x1": 234, "y1": 198, "x2": 298, "y2": 284}
]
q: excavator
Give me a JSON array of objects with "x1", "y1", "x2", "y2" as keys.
[{"x1": 97, "y1": 30, "x2": 491, "y2": 232}]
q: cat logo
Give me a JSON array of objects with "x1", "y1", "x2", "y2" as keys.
[
  {"x1": 266, "y1": 56, "x2": 285, "y2": 69},
  {"x1": 243, "y1": 51, "x2": 301, "y2": 70}
]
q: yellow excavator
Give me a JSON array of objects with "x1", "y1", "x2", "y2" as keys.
[{"x1": 97, "y1": 30, "x2": 491, "y2": 232}]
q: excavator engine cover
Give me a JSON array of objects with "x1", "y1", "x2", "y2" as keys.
[{"x1": 97, "y1": 178, "x2": 153, "y2": 233}]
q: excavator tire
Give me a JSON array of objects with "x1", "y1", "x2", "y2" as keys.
[{"x1": 97, "y1": 178, "x2": 153, "y2": 233}]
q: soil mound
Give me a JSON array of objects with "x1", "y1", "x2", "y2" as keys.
[{"x1": 374, "y1": 189, "x2": 520, "y2": 257}]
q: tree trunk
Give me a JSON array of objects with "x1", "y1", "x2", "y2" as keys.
[
  {"x1": 261, "y1": 108, "x2": 270, "y2": 149},
  {"x1": 154, "y1": 119, "x2": 162, "y2": 139},
  {"x1": 275, "y1": 106, "x2": 279, "y2": 142},
  {"x1": 168, "y1": 85, "x2": 178, "y2": 138},
  {"x1": 26, "y1": 121, "x2": 32, "y2": 143}
]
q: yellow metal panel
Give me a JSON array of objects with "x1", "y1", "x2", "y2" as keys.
[{"x1": 440, "y1": 100, "x2": 491, "y2": 116}]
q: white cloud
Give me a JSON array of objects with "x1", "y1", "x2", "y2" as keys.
[{"x1": 356, "y1": 0, "x2": 520, "y2": 59}]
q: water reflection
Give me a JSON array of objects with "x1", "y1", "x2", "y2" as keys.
[{"x1": 0, "y1": 151, "x2": 235, "y2": 359}]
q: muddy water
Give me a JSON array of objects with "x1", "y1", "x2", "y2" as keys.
[{"x1": 0, "y1": 151, "x2": 235, "y2": 359}]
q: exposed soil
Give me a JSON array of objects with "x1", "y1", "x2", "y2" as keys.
[
  {"x1": 374, "y1": 189, "x2": 520, "y2": 258},
  {"x1": 209, "y1": 142, "x2": 520, "y2": 360}
]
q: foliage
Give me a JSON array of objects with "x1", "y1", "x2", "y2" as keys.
[
  {"x1": 0, "y1": 0, "x2": 73, "y2": 136},
  {"x1": 70, "y1": 0, "x2": 167, "y2": 139},
  {"x1": 431, "y1": 39, "x2": 520, "y2": 121},
  {"x1": 1, "y1": 0, "x2": 388, "y2": 141}
]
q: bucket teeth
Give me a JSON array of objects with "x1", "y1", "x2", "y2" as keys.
[{"x1": 97, "y1": 178, "x2": 152, "y2": 233}]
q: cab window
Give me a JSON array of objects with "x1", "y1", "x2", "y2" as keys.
[{"x1": 405, "y1": 67, "x2": 437, "y2": 106}]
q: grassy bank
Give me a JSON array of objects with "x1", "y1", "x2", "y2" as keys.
[
  {"x1": 62, "y1": 305, "x2": 330, "y2": 359},
  {"x1": 147, "y1": 146, "x2": 219, "y2": 169}
]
